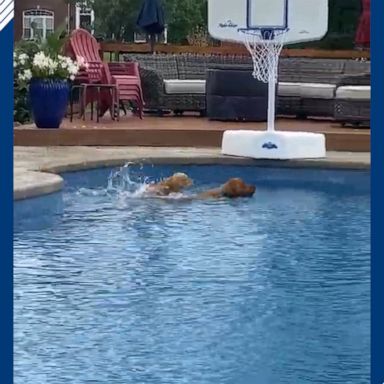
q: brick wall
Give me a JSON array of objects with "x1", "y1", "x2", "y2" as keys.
[{"x1": 14, "y1": 0, "x2": 75, "y2": 41}]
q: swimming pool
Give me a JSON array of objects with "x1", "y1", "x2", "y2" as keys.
[{"x1": 14, "y1": 165, "x2": 370, "y2": 384}]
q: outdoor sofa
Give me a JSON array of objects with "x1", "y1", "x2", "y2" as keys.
[
  {"x1": 334, "y1": 70, "x2": 371, "y2": 127},
  {"x1": 124, "y1": 53, "x2": 370, "y2": 125}
]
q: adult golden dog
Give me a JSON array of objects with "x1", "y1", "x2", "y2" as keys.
[
  {"x1": 145, "y1": 173, "x2": 193, "y2": 196},
  {"x1": 197, "y1": 178, "x2": 256, "y2": 199},
  {"x1": 146, "y1": 174, "x2": 255, "y2": 200}
]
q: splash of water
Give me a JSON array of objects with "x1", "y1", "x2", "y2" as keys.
[
  {"x1": 107, "y1": 162, "x2": 153, "y2": 197},
  {"x1": 77, "y1": 162, "x2": 193, "y2": 203}
]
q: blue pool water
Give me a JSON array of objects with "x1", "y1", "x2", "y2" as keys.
[{"x1": 14, "y1": 165, "x2": 370, "y2": 384}]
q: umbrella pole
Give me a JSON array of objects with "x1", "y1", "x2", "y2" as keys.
[{"x1": 149, "y1": 34, "x2": 156, "y2": 54}]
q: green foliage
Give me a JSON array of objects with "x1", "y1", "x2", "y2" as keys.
[
  {"x1": 70, "y1": 0, "x2": 362, "y2": 48},
  {"x1": 13, "y1": 40, "x2": 40, "y2": 123},
  {"x1": 289, "y1": 0, "x2": 362, "y2": 50},
  {"x1": 68, "y1": 0, "x2": 208, "y2": 43},
  {"x1": 14, "y1": 39, "x2": 40, "y2": 57},
  {"x1": 68, "y1": 0, "x2": 141, "y2": 41},
  {"x1": 40, "y1": 25, "x2": 68, "y2": 57},
  {"x1": 164, "y1": 0, "x2": 207, "y2": 44},
  {"x1": 13, "y1": 79, "x2": 30, "y2": 124}
]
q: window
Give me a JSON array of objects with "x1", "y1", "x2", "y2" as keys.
[
  {"x1": 75, "y1": 4, "x2": 94, "y2": 33},
  {"x1": 23, "y1": 9, "x2": 54, "y2": 40}
]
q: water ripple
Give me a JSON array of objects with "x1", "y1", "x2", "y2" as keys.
[{"x1": 14, "y1": 165, "x2": 370, "y2": 384}]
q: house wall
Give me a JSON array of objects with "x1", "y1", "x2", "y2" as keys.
[{"x1": 14, "y1": 0, "x2": 76, "y2": 41}]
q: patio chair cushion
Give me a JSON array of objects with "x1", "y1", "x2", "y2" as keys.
[
  {"x1": 277, "y1": 82, "x2": 301, "y2": 97},
  {"x1": 335, "y1": 86, "x2": 371, "y2": 100},
  {"x1": 344, "y1": 60, "x2": 370, "y2": 75},
  {"x1": 278, "y1": 82, "x2": 336, "y2": 99},
  {"x1": 299, "y1": 83, "x2": 336, "y2": 99},
  {"x1": 163, "y1": 79, "x2": 206, "y2": 95}
]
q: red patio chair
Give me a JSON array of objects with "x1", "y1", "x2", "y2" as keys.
[{"x1": 68, "y1": 28, "x2": 144, "y2": 119}]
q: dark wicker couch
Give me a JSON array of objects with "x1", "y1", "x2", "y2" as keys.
[
  {"x1": 124, "y1": 54, "x2": 252, "y2": 114},
  {"x1": 124, "y1": 53, "x2": 370, "y2": 123},
  {"x1": 334, "y1": 70, "x2": 371, "y2": 127}
]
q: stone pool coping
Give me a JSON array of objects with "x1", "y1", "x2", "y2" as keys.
[{"x1": 14, "y1": 146, "x2": 370, "y2": 201}]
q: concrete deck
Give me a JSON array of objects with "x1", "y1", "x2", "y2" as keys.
[
  {"x1": 14, "y1": 115, "x2": 370, "y2": 152},
  {"x1": 14, "y1": 146, "x2": 370, "y2": 201}
]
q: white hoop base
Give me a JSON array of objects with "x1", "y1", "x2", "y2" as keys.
[{"x1": 221, "y1": 130, "x2": 326, "y2": 160}]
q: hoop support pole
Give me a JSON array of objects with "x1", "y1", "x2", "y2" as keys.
[{"x1": 267, "y1": 78, "x2": 276, "y2": 132}]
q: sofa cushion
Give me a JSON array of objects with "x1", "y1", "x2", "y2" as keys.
[
  {"x1": 299, "y1": 83, "x2": 336, "y2": 99},
  {"x1": 278, "y1": 82, "x2": 301, "y2": 97},
  {"x1": 177, "y1": 54, "x2": 212, "y2": 80},
  {"x1": 279, "y1": 58, "x2": 345, "y2": 84},
  {"x1": 278, "y1": 58, "x2": 304, "y2": 83},
  {"x1": 177, "y1": 54, "x2": 253, "y2": 80},
  {"x1": 298, "y1": 59, "x2": 346, "y2": 84},
  {"x1": 344, "y1": 59, "x2": 370, "y2": 75},
  {"x1": 335, "y1": 86, "x2": 371, "y2": 100},
  {"x1": 278, "y1": 82, "x2": 336, "y2": 99},
  {"x1": 164, "y1": 79, "x2": 206, "y2": 94}
]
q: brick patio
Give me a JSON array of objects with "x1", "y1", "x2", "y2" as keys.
[{"x1": 14, "y1": 114, "x2": 370, "y2": 152}]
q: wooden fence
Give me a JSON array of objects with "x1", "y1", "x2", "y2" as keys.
[{"x1": 100, "y1": 42, "x2": 370, "y2": 60}]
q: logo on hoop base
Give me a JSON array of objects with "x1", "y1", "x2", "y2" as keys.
[{"x1": 262, "y1": 142, "x2": 278, "y2": 150}]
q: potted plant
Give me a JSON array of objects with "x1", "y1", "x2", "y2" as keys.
[{"x1": 14, "y1": 30, "x2": 82, "y2": 128}]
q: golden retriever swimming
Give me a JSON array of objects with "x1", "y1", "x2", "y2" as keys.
[
  {"x1": 197, "y1": 178, "x2": 256, "y2": 199},
  {"x1": 145, "y1": 172, "x2": 193, "y2": 196},
  {"x1": 145, "y1": 174, "x2": 255, "y2": 200}
]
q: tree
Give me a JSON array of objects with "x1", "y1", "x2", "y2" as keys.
[
  {"x1": 67, "y1": 0, "x2": 141, "y2": 41},
  {"x1": 68, "y1": 0, "x2": 208, "y2": 43},
  {"x1": 164, "y1": 0, "x2": 207, "y2": 43}
]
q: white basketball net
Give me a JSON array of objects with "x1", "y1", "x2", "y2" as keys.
[{"x1": 239, "y1": 29, "x2": 288, "y2": 83}]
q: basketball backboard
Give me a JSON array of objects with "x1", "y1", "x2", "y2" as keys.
[{"x1": 208, "y1": 0, "x2": 328, "y2": 45}]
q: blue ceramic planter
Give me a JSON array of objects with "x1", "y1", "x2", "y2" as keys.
[{"x1": 29, "y1": 78, "x2": 70, "y2": 128}]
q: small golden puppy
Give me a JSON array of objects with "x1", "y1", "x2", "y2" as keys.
[
  {"x1": 146, "y1": 172, "x2": 193, "y2": 196},
  {"x1": 198, "y1": 178, "x2": 256, "y2": 199}
]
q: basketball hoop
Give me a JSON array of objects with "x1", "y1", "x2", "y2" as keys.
[
  {"x1": 239, "y1": 28, "x2": 287, "y2": 83},
  {"x1": 239, "y1": 27, "x2": 287, "y2": 132},
  {"x1": 208, "y1": 0, "x2": 327, "y2": 160}
]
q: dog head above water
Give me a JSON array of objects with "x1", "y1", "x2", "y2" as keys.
[
  {"x1": 221, "y1": 178, "x2": 256, "y2": 198},
  {"x1": 161, "y1": 172, "x2": 193, "y2": 193}
]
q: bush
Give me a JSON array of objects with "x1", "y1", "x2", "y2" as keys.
[{"x1": 13, "y1": 40, "x2": 40, "y2": 124}]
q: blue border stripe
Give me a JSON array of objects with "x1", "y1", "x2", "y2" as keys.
[
  {"x1": 0, "y1": 19, "x2": 14, "y2": 384},
  {"x1": 371, "y1": 0, "x2": 383, "y2": 382}
]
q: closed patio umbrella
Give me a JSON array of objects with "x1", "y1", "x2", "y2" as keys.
[
  {"x1": 355, "y1": 0, "x2": 370, "y2": 49},
  {"x1": 137, "y1": 0, "x2": 165, "y2": 53}
]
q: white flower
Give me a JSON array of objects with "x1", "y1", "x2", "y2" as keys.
[
  {"x1": 18, "y1": 53, "x2": 28, "y2": 65},
  {"x1": 76, "y1": 56, "x2": 88, "y2": 68},
  {"x1": 33, "y1": 52, "x2": 49, "y2": 68},
  {"x1": 23, "y1": 69, "x2": 32, "y2": 81},
  {"x1": 69, "y1": 63, "x2": 79, "y2": 76},
  {"x1": 70, "y1": 75, "x2": 76, "y2": 81},
  {"x1": 18, "y1": 69, "x2": 32, "y2": 82},
  {"x1": 31, "y1": 51, "x2": 81, "y2": 80},
  {"x1": 59, "y1": 55, "x2": 75, "y2": 70}
]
